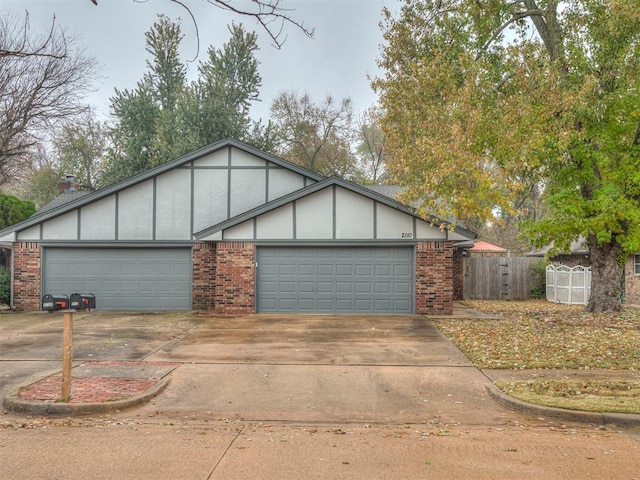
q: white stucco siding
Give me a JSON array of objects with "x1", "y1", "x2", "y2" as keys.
[
  {"x1": 16, "y1": 225, "x2": 41, "y2": 241},
  {"x1": 223, "y1": 219, "x2": 254, "y2": 240},
  {"x1": 295, "y1": 188, "x2": 333, "y2": 239},
  {"x1": 416, "y1": 220, "x2": 447, "y2": 240},
  {"x1": 80, "y1": 196, "x2": 116, "y2": 240},
  {"x1": 193, "y1": 149, "x2": 228, "y2": 167},
  {"x1": 376, "y1": 203, "x2": 414, "y2": 240},
  {"x1": 42, "y1": 211, "x2": 78, "y2": 240},
  {"x1": 230, "y1": 170, "x2": 266, "y2": 217},
  {"x1": 231, "y1": 147, "x2": 266, "y2": 166},
  {"x1": 193, "y1": 169, "x2": 228, "y2": 232},
  {"x1": 447, "y1": 228, "x2": 471, "y2": 241},
  {"x1": 256, "y1": 204, "x2": 294, "y2": 239},
  {"x1": 155, "y1": 169, "x2": 192, "y2": 240},
  {"x1": 268, "y1": 168, "x2": 306, "y2": 200},
  {"x1": 335, "y1": 188, "x2": 374, "y2": 239},
  {"x1": 118, "y1": 179, "x2": 154, "y2": 240}
]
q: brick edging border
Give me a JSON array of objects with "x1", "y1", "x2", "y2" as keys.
[{"x1": 3, "y1": 375, "x2": 172, "y2": 416}]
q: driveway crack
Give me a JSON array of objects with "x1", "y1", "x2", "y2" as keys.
[
  {"x1": 141, "y1": 326, "x2": 200, "y2": 361},
  {"x1": 206, "y1": 424, "x2": 246, "y2": 480}
]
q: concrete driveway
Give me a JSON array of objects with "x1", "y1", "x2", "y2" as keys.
[
  {"x1": 4, "y1": 311, "x2": 640, "y2": 480},
  {"x1": 0, "y1": 311, "x2": 518, "y2": 425}
]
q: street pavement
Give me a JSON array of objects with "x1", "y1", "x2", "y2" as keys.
[{"x1": 1, "y1": 308, "x2": 640, "y2": 479}]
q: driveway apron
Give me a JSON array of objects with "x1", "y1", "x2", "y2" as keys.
[{"x1": 141, "y1": 314, "x2": 519, "y2": 425}]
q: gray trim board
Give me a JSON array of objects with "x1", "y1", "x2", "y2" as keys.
[
  {"x1": 373, "y1": 201, "x2": 378, "y2": 240},
  {"x1": 115, "y1": 192, "x2": 119, "y2": 240},
  {"x1": 40, "y1": 241, "x2": 196, "y2": 248},
  {"x1": 190, "y1": 164, "x2": 195, "y2": 235},
  {"x1": 332, "y1": 185, "x2": 337, "y2": 240},
  {"x1": 152, "y1": 177, "x2": 157, "y2": 240},
  {"x1": 253, "y1": 240, "x2": 424, "y2": 247}
]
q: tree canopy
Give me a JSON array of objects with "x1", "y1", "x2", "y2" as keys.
[
  {"x1": 270, "y1": 91, "x2": 357, "y2": 178},
  {"x1": 0, "y1": 194, "x2": 35, "y2": 229},
  {"x1": 374, "y1": 0, "x2": 640, "y2": 312},
  {"x1": 103, "y1": 16, "x2": 271, "y2": 186}
]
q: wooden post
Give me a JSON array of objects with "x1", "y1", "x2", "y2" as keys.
[{"x1": 61, "y1": 310, "x2": 73, "y2": 402}]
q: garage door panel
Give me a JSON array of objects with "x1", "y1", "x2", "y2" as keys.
[
  {"x1": 337, "y1": 299, "x2": 354, "y2": 310},
  {"x1": 257, "y1": 247, "x2": 413, "y2": 313},
  {"x1": 317, "y1": 299, "x2": 334, "y2": 311},
  {"x1": 394, "y1": 299, "x2": 410, "y2": 310},
  {"x1": 298, "y1": 282, "x2": 314, "y2": 293},
  {"x1": 43, "y1": 248, "x2": 191, "y2": 311},
  {"x1": 318, "y1": 282, "x2": 335, "y2": 293}
]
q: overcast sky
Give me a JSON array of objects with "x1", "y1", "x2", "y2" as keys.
[{"x1": 1, "y1": 0, "x2": 399, "y2": 122}]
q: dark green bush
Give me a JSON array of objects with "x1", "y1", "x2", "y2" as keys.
[
  {"x1": 529, "y1": 260, "x2": 548, "y2": 299},
  {"x1": 0, "y1": 266, "x2": 10, "y2": 305}
]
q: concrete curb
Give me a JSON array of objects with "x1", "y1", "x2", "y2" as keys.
[
  {"x1": 485, "y1": 383, "x2": 640, "y2": 427},
  {"x1": 2, "y1": 375, "x2": 172, "y2": 416}
]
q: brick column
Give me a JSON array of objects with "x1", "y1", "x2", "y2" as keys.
[
  {"x1": 415, "y1": 241, "x2": 454, "y2": 315},
  {"x1": 192, "y1": 242, "x2": 217, "y2": 311},
  {"x1": 13, "y1": 242, "x2": 41, "y2": 311},
  {"x1": 214, "y1": 241, "x2": 255, "y2": 315}
]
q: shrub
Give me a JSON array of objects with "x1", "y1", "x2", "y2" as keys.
[
  {"x1": 529, "y1": 260, "x2": 548, "y2": 299},
  {"x1": 0, "y1": 266, "x2": 10, "y2": 305}
]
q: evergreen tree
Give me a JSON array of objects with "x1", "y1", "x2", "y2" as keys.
[{"x1": 104, "y1": 17, "x2": 271, "y2": 186}]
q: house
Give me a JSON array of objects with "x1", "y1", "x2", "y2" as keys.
[
  {"x1": 527, "y1": 240, "x2": 590, "y2": 267},
  {"x1": 0, "y1": 139, "x2": 476, "y2": 315}
]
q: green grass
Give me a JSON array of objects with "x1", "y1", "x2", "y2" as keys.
[{"x1": 496, "y1": 380, "x2": 640, "y2": 414}]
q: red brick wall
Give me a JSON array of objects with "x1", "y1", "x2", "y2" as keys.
[
  {"x1": 214, "y1": 241, "x2": 255, "y2": 315},
  {"x1": 13, "y1": 242, "x2": 41, "y2": 311},
  {"x1": 415, "y1": 241, "x2": 454, "y2": 315},
  {"x1": 192, "y1": 242, "x2": 217, "y2": 311}
]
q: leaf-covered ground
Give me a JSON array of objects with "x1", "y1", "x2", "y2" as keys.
[
  {"x1": 432, "y1": 300, "x2": 640, "y2": 370},
  {"x1": 495, "y1": 379, "x2": 640, "y2": 414}
]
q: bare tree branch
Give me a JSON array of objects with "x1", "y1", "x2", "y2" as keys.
[
  {"x1": 0, "y1": 15, "x2": 97, "y2": 184},
  {"x1": 0, "y1": 12, "x2": 67, "y2": 59},
  {"x1": 91, "y1": 0, "x2": 314, "y2": 50}
]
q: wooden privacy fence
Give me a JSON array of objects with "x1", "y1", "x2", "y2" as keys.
[{"x1": 464, "y1": 256, "x2": 539, "y2": 300}]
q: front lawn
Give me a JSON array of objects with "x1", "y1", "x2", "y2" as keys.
[
  {"x1": 433, "y1": 300, "x2": 640, "y2": 370},
  {"x1": 432, "y1": 300, "x2": 640, "y2": 414}
]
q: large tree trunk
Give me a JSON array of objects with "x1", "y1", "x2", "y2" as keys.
[{"x1": 586, "y1": 234, "x2": 623, "y2": 313}]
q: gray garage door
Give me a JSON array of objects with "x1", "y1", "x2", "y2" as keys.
[
  {"x1": 257, "y1": 246, "x2": 413, "y2": 313},
  {"x1": 43, "y1": 248, "x2": 192, "y2": 310}
]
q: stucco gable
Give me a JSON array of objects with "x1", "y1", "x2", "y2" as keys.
[
  {"x1": 0, "y1": 139, "x2": 323, "y2": 241},
  {"x1": 195, "y1": 177, "x2": 476, "y2": 242}
]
